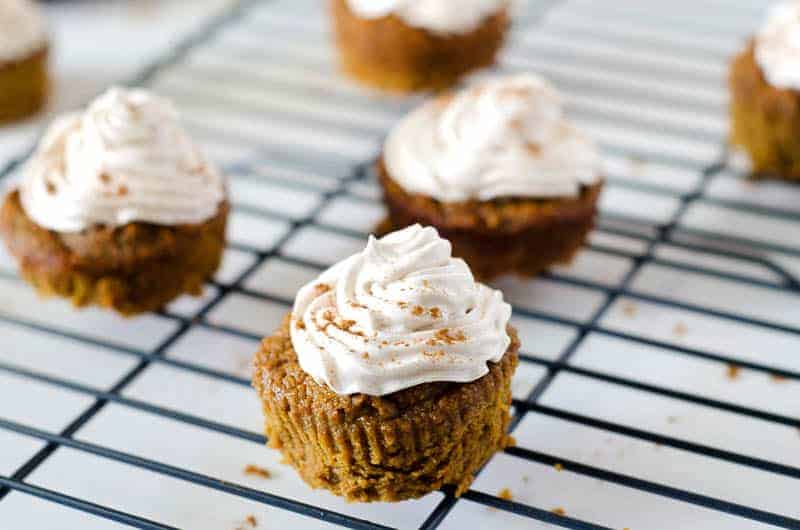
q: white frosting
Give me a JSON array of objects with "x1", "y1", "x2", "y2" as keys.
[
  {"x1": 345, "y1": 0, "x2": 506, "y2": 34},
  {"x1": 290, "y1": 225, "x2": 512, "y2": 396},
  {"x1": 0, "y1": 0, "x2": 47, "y2": 63},
  {"x1": 755, "y1": 1, "x2": 800, "y2": 89},
  {"x1": 19, "y1": 87, "x2": 225, "y2": 233},
  {"x1": 383, "y1": 74, "x2": 601, "y2": 203}
]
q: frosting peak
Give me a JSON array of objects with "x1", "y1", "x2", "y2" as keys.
[
  {"x1": 383, "y1": 74, "x2": 601, "y2": 203},
  {"x1": 0, "y1": 0, "x2": 47, "y2": 63},
  {"x1": 345, "y1": 0, "x2": 507, "y2": 34},
  {"x1": 19, "y1": 87, "x2": 225, "y2": 232},
  {"x1": 755, "y1": 1, "x2": 800, "y2": 89},
  {"x1": 291, "y1": 225, "x2": 512, "y2": 396}
]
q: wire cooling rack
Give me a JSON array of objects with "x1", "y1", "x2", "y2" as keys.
[{"x1": 1, "y1": 0, "x2": 799, "y2": 528}]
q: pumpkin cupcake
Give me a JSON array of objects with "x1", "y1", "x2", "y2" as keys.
[
  {"x1": 253, "y1": 224, "x2": 519, "y2": 502},
  {"x1": 730, "y1": 1, "x2": 800, "y2": 180},
  {"x1": 0, "y1": 87, "x2": 228, "y2": 316},
  {"x1": 0, "y1": 0, "x2": 49, "y2": 123},
  {"x1": 330, "y1": 0, "x2": 510, "y2": 93},
  {"x1": 378, "y1": 74, "x2": 603, "y2": 280}
]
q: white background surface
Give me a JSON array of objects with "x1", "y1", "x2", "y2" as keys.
[{"x1": 1, "y1": 1, "x2": 800, "y2": 530}]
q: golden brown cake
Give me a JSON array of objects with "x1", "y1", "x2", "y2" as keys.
[
  {"x1": 329, "y1": 0, "x2": 509, "y2": 93},
  {"x1": 0, "y1": 0, "x2": 49, "y2": 123},
  {"x1": 729, "y1": 3, "x2": 800, "y2": 180},
  {"x1": 252, "y1": 225, "x2": 519, "y2": 502},
  {"x1": 0, "y1": 87, "x2": 228, "y2": 316},
  {"x1": 729, "y1": 42, "x2": 800, "y2": 180},
  {"x1": 0, "y1": 191, "x2": 228, "y2": 316},
  {"x1": 377, "y1": 74, "x2": 603, "y2": 280}
]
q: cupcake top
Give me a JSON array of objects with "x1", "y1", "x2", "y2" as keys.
[
  {"x1": 0, "y1": 0, "x2": 47, "y2": 63},
  {"x1": 291, "y1": 224, "x2": 512, "y2": 396},
  {"x1": 346, "y1": 0, "x2": 507, "y2": 34},
  {"x1": 19, "y1": 87, "x2": 225, "y2": 233},
  {"x1": 755, "y1": 1, "x2": 800, "y2": 90},
  {"x1": 383, "y1": 74, "x2": 601, "y2": 203}
]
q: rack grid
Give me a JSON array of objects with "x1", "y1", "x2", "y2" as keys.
[{"x1": 1, "y1": 1, "x2": 799, "y2": 529}]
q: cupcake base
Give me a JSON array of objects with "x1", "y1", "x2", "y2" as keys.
[
  {"x1": 729, "y1": 42, "x2": 800, "y2": 181},
  {"x1": 253, "y1": 314, "x2": 519, "y2": 503},
  {"x1": 0, "y1": 46, "x2": 48, "y2": 124},
  {"x1": 329, "y1": 0, "x2": 509, "y2": 93},
  {"x1": 378, "y1": 160, "x2": 603, "y2": 280},
  {"x1": 0, "y1": 190, "x2": 228, "y2": 316}
]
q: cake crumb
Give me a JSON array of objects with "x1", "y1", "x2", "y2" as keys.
[
  {"x1": 235, "y1": 515, "x2": 258, "y2": 529},
  {"x1": 244, "y1": 464, "x2": 271, "y2": 479},
  {"x1": 554, "y1": 463, "x2": 564, "y2": 472},
  {"x1": 117, "y1": 184, "x2": 128, "y2": 196},
  {"x1": 411, "y1": 305, "x2": 425, "y2": 316},
  {"x1": 361, "y1": 352, "x2": 369, "y2": 359},
  {"x1": 498, "y1": 488, "x2": 513, "y2": 501},
  {"x1": 727, "y1": 363, "x2": 741, "y2": 380},
  {"x1": 770, "y1": 373, "x2": 788, "y2": 383},
  {"x1": 429, "y1": 307, "x2": 442, "y2": 318},
  {"x1": 622, "y1": 302, "x2": 637, "y2": 317},
  {"x1": 99, "y1": 172, "x2": 111, "y2": 184},
  {"x1": 551, "y1": 507, "x2": 566, "y2": 516},
  {"x1": 673, "y1": 322, "x2": 688, "y2": 337},
  {"x1": 45, "y1": 180, "x2": 57, "y2": 195}
]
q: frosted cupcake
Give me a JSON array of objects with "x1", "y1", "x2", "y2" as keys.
[
  {"x1": 378, "y1": 74, "x2": 603, "y2": 280},
  {"x1": 730, "y1": 1, "x2": 800, "y2": 180},
  {"x1": 253, "y1": 225, "x2": 519, "y2": 502},
  {"x1": 0, "y1": 87, "x2": 228, "y2": 316},
  {"x1": 330, "y1": 0, "x2": 510, "y2": 93},
  {"x1": 0, "y1": 0, "x2": 49, "y2": 123}
]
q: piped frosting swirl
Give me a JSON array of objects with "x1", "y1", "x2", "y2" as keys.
[
  {"x1": 755, "y1": 1, "x2": 800, "y2": 90},
  {"x1": 345, "y1": 0, "x2": 507, "y2": 34},
  {"x1": 290, "y1": 224, "x2": 512, "y2": 396},
  {"x1": 19, "y1": 87, "x2": 225, "y2": 233},
  {"x1": 383, "y1": 73, "x2": 601, "y2": 203},
  {"x1": 0, "y1": 0, "x2": 47, "y2": 63}
]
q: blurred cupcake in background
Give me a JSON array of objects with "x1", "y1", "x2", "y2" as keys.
[
  {"x1": 0, "y1": 0, "x2": 49, "y2": 123},
  {"x1": 329, "y1": 0, "x2": 510, "y2": 93},
  {"x1": 730, "y1": 1, "x2": 800, "y2": 180},
  {"x1": 378, "y1": 73, "x2": 603, "y2": 280}
]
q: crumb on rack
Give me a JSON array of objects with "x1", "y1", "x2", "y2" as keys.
[
  {"x1": 244, "y1": 464, "x2": 271, "y2": 479},
  {"x1": 770, "y1": 373, "x2": 788, "y2": 383},
  {"x1": 522, "y1": 475, "x2": 530, "y2": 483},
  {"x1": 498, "y1": 488, "x2": 513, "y2": 501},
  {"x1": 554, "y1": 463, "x2": 564, "y2": 472},
  {"x1": 551, "y1": 507, "x2": 566, "y2": 516},
  {"x1": 622, "y1": 302, "x2": 637, "y2": 317},
  {"x1": 727, "y1": 363, "x2": 741, "y2": 380},
  {"x1": 673, "y1": 322, "x2": 688, "y2": 337}
]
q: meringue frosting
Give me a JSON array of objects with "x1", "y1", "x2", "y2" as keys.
[
  {"x1": 755, "y1": 1, "x2": 800, "y2": 90},
  {"x1": 383, "y1": 74, "x2": 601, "y2": 203},
  {"x1": 345, "y1": 0, "x2": 507, "y2": 34},
  {"x1": 0, "y1": 0, "x2": 47, "y2": 63},
  {"x1": 19, "y1": 87, "x2": 225, "y2": 233},
  {"x1": 290, "y1": 224, "x2": 512, "y2": 396}
]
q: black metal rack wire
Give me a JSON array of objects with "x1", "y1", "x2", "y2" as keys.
[{"x1": 0, "y1": 0, "x2": 799, "y2": 529}]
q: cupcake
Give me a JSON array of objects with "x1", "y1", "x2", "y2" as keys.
[
  {"x1": 378, "y1": 74, "x2": 603, "y2": 280},
  {"x1": 0, "y1": 87, "x2": 228, "y2": 316},
  {"x1": 730, "y1": 2, "x2": 800, "y2": 180},
  {"x1": 329, "y1": 0, "x2": 510, "y2": 93},
  {"x1": 0, "y1": 0, "x2": 49, "y2": 123},
  {"x1": 253, "y1": 225, "x2": 519, "y2": 502}
]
